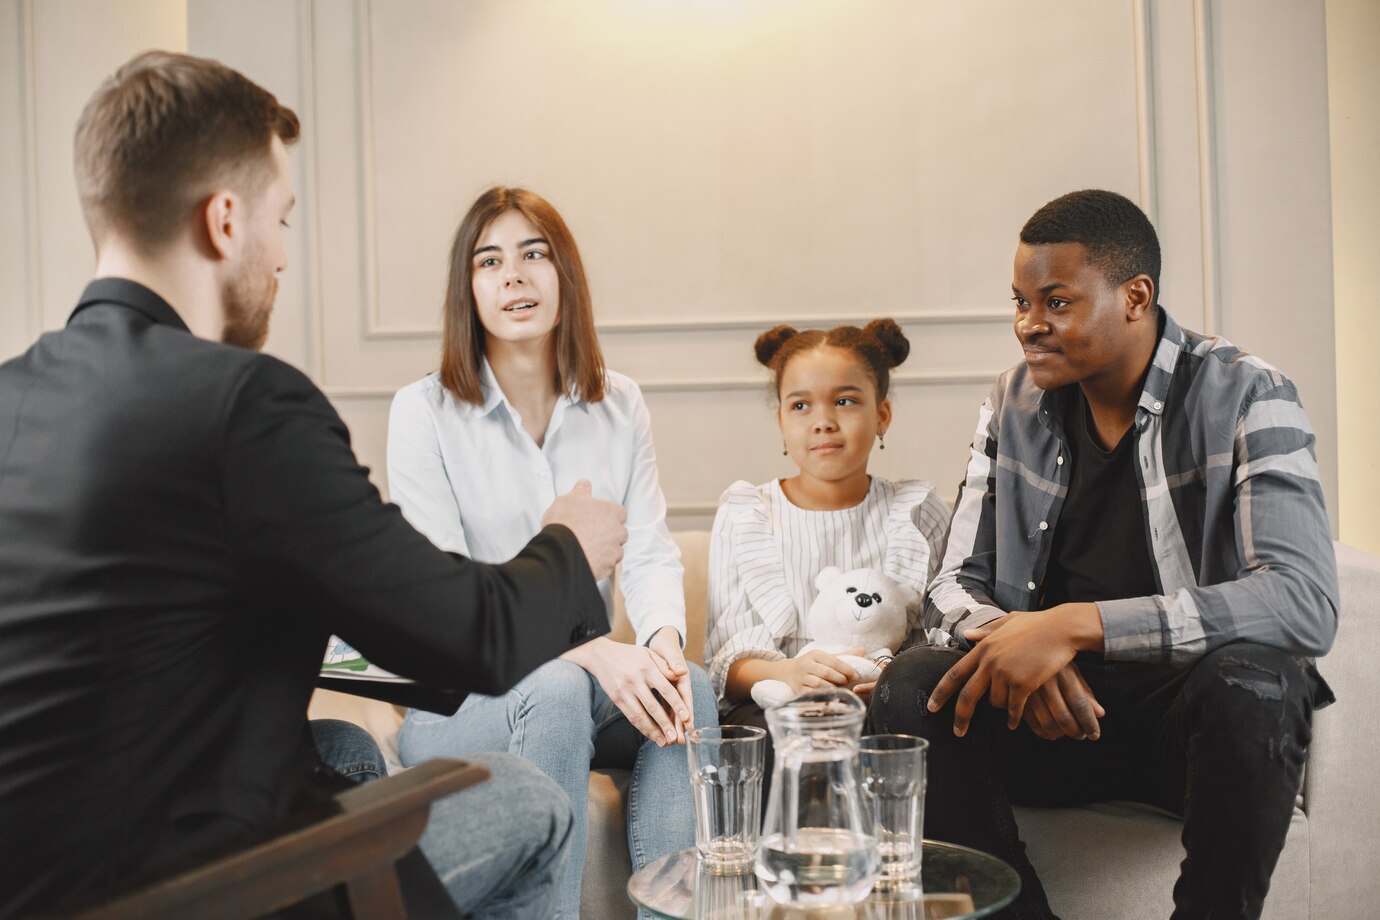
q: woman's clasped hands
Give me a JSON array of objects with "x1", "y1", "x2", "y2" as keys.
[{"x1": 562, "y1": 625, "x2": 696, "y2": 747}]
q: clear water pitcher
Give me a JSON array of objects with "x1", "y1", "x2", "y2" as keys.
[{"x1": 755, "y1": 688, "x2": 880, "y2": 906}]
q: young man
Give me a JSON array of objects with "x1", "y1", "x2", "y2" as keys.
[
  {"x1": 0, "y1": 51, "x2": 631, "y2": 919},
  {"x1": 871, "y1": 190, "x2": 1337, "y2": 920}
]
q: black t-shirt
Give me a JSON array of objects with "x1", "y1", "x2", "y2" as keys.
[{"x1": 1041, "y1": 390, "x2": 1159, "y2": 607}]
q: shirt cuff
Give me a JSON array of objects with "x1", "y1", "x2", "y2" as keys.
[
  {"x1": 634, "y1": 612, "x2": 687, "y2": 649},
  {"x1": 1097, "y1": 596, "x2": 1164, "y2": 662},
  {"x1": 951, "y1": 605, "x2": 1007, "y2": 649}
]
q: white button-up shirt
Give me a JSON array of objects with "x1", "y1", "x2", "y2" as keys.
[{"x1": 387, "y1": 361, "x2": 685, "y2": 646}]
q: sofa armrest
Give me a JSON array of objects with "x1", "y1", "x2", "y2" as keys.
[{"x1": 1304, "y1": 541, "x2": 1380, "y2": 918}]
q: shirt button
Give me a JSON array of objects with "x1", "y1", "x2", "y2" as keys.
[
  {"x1": 1153, "y1": 401, "x2": 1163, "y2": 410},
  {"x1": 1027, "y1": 581, "x2": 1037, "y2": 591},
  {"x1": 1038, "y1": 521, "x2": 1049, "y2": 531},
  {"x1": 1056, "y1": 455, "x2": 1064, "y2": 465}
]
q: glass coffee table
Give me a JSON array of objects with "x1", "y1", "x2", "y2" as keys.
[{"x1": 628, "y1": 840, "x2": 1020, "y2": 919}]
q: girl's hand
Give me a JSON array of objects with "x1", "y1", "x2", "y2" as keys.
[
  {"x1": 775, "y1": 648, "x2": 865, "y2": 693},
  {"x1": 647, "y1": 626, "x2": 696, "y2": 742},
  {"x1": 562, "y1": 637, "x2": 686, "y2": 747},
  {"x1": 850, "y1": 653, "x2": 893, "y2": 702}
]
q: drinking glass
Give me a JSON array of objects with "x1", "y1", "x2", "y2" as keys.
[
  {"x1": 688, "y1": 725, "x2": 766, "y2": 874},
  {"x1": 859, "y1": 733, "x2": 927, "y2": 888}
]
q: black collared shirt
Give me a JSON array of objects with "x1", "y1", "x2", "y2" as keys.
[{"x1": 0, "y1": 279, "x2": 606, "y2": 916}]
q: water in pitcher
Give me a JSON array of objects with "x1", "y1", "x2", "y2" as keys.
[
  {"x1": 757, "y1": 827, "x2": 877, "y2": 905},
  {"x1": 756, "y1": 690, "x2": 879, "y2": 906}
]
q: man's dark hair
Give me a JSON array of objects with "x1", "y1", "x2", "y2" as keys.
[
  {"x1": 1020, "y1": 189, "x2": 1161, "y2": 303},
  {"x1": 74, "y1": 51, "x2": 300, "y2": 254}
]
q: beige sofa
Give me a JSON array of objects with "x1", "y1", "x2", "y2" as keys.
[{"x1": 310, "y1": 535, "x2": 1380, "y2": 919}]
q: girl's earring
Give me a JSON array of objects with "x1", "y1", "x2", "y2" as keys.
[
  {"x1": 878, "y1": 433, "x2": 886, "y2": 450},
  {"x1": 782, "y1": 442, "x2": 788, "y2": 456}
]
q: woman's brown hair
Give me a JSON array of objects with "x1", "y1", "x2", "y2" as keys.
[
  {"x1": 439, "y1": 187, "x2": 606, "y2": 404},
  {"x1": 754, "y1": 318, "x2": 910, "y2": 402}
]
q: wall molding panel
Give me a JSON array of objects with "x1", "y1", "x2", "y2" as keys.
[
  {"x1": 176, "y1": 0, "x2": 1335, "y2": 525},
  {"x1": 0, "y1": 2, "x2": 1337, "y2": 529},
  {"x1": 19, "y1": 0, "x2": 41, "y2": 344},
  {"x1": 1132, "y1": 0, "x2": 1158, "y2": 224},
  {"x1": 362, "y1": 307, "x2": 1015, "y2": 341},
  {"x1": 323, "y1": 369, "x2": 1008, "y2": 403},
  {"x1": 1192, "y1": 0, "x2": 1221, "y2": 336}
]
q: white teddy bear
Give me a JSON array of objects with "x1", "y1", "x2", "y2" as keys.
[{"x1": 750, "y1": 566, "x2": 919, "y2": 709}]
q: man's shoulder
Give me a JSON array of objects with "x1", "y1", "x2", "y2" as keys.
[
  {"x1": 1172, "y1": 321, "x2": 1302, "y2": 414},
  {"x1": 156, "y1": 339, "x2": 321, "y2": 407}
]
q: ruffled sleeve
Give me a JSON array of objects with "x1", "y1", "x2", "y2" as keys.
[
  {"x1": 704, "y1": 481, "x2": 797, "y2": 700},
  {"x1": 881, "y1": 480, "x2": 952, "y2": 639}
]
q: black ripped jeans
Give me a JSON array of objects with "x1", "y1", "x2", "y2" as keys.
[{"x1": 868, "y1": 642, "x2": 1332, "y2": 920}]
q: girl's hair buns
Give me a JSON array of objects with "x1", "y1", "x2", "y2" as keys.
[{"x1": 754, "y1": 318, "x2": 911, "y2": 402}]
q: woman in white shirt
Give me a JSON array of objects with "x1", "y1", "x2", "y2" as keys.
[
  {"x1": 705, "y1": 320, "x2": 951, "y2": 744},
  {"x1": 389, "y1": 187, "x2": 715, "y2": 920}
]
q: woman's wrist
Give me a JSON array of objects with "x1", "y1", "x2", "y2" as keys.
[
  {"x1": 647, "y1": 625, "x2": 683, "y2": 651},
  {"x1": 560, "y1": 635, "x2": 609, "y2": 669}
]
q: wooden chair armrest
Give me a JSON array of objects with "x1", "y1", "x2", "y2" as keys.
[{"x1": 52, "y1": 758, "x2": 488, "y2": 920}]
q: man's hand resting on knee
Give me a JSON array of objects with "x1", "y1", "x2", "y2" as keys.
[
  {"x1": 542, "y1": 480, "x2": 628, "y2": 580},
  {"x1": 926, "y1": 604, "x2": 1105, "y2": 738}
]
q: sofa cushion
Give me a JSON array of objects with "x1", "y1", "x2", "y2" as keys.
[
  {"x1": 585, "y1": 769, "x2": 636, "y2": 920},
  {"x1": 1016, "y1": 801, "x2": 1309, "y2": 920}
]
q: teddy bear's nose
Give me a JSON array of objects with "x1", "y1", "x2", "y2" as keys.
[{"x1": 855, "y1": 593, "x2": 873, "y2": 608}]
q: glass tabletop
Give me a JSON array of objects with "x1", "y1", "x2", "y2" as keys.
[{"x1": 628, "y1": 840, "x2": 1020, "y2": 920}]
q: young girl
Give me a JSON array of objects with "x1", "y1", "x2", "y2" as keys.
[
  {"x1": 388, "y1": 187, "x2": 716, "y2": 920},
  {"x1": 706, "y1": 320, "x2": 950, "y2": 732}
]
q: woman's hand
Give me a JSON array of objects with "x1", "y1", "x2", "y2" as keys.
[
  {"x1": 648, "y1": 626, "x2": 696, "y2": 741},
  {"x1": 562, "y1": 635, "x2": 687, "y2": 747},
  {"x1": 774, "y1": 648, "x2": 865, "y2": 693}
]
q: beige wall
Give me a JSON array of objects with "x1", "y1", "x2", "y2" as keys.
[
  {"x1": 0, "y1": 0, "x2": 185, "y2": 341},
  {"x1": 1327, "y1": 0, "x2": 1380, "y2": 555},
  {"x1": 1, "y1": 0, "x2": 1348, "y2": 537}
]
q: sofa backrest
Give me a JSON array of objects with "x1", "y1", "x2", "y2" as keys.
[{"x1": 610, "y1": 531, "x2": 711, "y2": 666}]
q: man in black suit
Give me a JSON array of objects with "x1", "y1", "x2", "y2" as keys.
[{"x1": 0, "y1": 51, "x2": 631, "y2": 919}]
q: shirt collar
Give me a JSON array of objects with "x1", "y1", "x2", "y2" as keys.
[
  {"x1": 1135, "y1": 307, "x2": 1182, "y2": 418},
  {"x1": 1037, "y1": 306, "x2": 1181, "y2": 431},
  {"x1": 471, "y1": 355, "x2": 583, "y2": 419},
  {"x1": 473, "y1": 357, "x2": 507, "y2": 417},
  {"x1": 69, "y1": 278, "x2": 191, "y2": 333}
]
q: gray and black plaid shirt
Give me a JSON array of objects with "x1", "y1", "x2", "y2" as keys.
[{"x1": 925, "y1": 308, "x2": 1339, "y2": 665}]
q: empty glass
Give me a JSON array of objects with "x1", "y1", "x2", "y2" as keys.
[
  {"x1": 688, "y1": 725, "x2": 767, "y2": 874},
  {"x1": 859, "y1": 734, "x2": 928, "y2": 888}
]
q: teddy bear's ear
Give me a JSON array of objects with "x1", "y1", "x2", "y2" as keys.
[{"x1": 814, "y1": 567, "x2": 842, "y2": 591}]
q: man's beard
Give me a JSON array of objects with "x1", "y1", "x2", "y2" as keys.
[{"x1": 221, "y1": 247, "x2": 276, "y2": 351}]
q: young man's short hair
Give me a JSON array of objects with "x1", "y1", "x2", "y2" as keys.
[
  {"x1": 1020, "y1": 189, "x2": 1161, "y2": 303},
  {"x1": 74, "y1": 50, "x2": 300, "y2": 254}
]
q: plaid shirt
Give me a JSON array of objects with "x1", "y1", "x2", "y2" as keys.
[{"x1": 925, "y1": 308, "x2": 1339, "y2": 665}]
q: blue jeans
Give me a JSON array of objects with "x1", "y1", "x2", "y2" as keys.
[
  {"x1": 311, "y1": 719, "x2": 573, "y2": 920},
  {"x1": 399, "y1": 659, "x2": 718, "y2": 920}
]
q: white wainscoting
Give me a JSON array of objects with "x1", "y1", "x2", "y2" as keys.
[{"x1": 0, "y1": 0, "x2": 1339, "y2": 531}]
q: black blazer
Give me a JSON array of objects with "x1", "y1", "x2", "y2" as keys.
[{"x1": 0, "y1": 279, "x2": 607, "y2": 917}]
